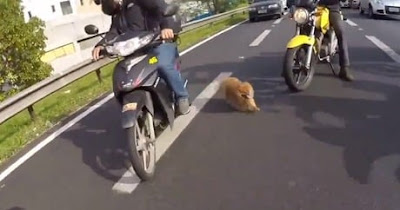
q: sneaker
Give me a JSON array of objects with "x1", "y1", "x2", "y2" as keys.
[{"x1": 176, "y1": 98, "x2": 190, "y2": 115}]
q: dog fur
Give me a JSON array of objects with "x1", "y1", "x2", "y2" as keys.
[{"x1": 220, "y1": 77, "x2": 260, "y2": 112}]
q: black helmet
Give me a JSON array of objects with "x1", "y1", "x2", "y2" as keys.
[{"x1": 101, "y1": 0, "x2": 122, "y2": 15}]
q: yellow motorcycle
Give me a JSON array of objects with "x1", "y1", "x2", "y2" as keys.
[{"x1": 283, "y1": 0, "x2": 346, "y2": 92}]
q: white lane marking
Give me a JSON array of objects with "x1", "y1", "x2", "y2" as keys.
[
  {"x1": 0, "y1": 20, "x2": 247, "y2": 184},
  {"x1": 180, "y1": 20, "x2": 247, "y2": 54},
  {"x1": 346, "y1": 19, "x2": 358, "y2": 27},
  {"x1": 112, "y1": 167, "x2": 141, "y2": 193},
  {"x1": 249, "y1": 29, "x2": 271, "y2": 47},
  {"x1": 0, "y1": 94, "x2": 114, "y2": 183},
  {"x1": 366, "y1": 35, "x2": 400, "y2": 63},
  {"x1": 155, "y1": 72, "x2": 232, "y2": 161},
  {"x1": 273, "y1": 18, "x2": 282, "y2": 25},
  {"x1": 112, "y1": 72, "x2": 233, "y2": 194}
]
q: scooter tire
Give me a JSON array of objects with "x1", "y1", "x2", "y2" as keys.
[{"x1": 126, "y1": 109, "x2": 156, "y2": 181}]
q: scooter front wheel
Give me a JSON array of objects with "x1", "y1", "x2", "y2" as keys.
[
  {"x1": 126, "y1": 109, "x2": 156, "y2": 181},
  {"x1": 283, "y1": 45, "x2": 316, "y2": 92}
]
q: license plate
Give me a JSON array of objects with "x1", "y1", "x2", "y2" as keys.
[
  {"x1": 388, "y1": 7, "x2": 400, "y2": 12},
  {"x1": 258, "y1": 9, "x2": 267, "y2": 13}
]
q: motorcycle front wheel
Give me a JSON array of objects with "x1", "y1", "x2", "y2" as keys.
[
  {"x1": 283, "y1": 45, "x2": 316, "y2": 92},
  {"x1": 126, "y1": 109, "x2": 156, "y2": 181}
]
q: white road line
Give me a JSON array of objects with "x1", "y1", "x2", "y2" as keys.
[
  {"x1": 0, "y1": 94, "x2": 114, "y2": 183},
  {"x1": 155, "y1": 72, "x2": 232, "y2": 161},
  {"x1": 112, "y1": 167, "x2": 141, "y2": 193},
  {"x1": 366, "y1": 35, "x2": 400, "y2": 63},
  {"x1": 249, "y1": 29, "x2": 271, "y2": 47},
  {"x1": 112, "y1": 72, "x2": 233, "y2": 194},
  {"x1": 0, "y1": 20, "x2": 247, "y2": 184},
  {"x1": 273, "y1": 18, "x2": 282, "y2": 25},
  {"x1": 346, "y1": 19, "x2": 358, "y2": 27}
]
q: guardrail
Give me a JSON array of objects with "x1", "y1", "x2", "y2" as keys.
[{"x1": 0, "y1": 6, "x2": 249, "y2": 125}]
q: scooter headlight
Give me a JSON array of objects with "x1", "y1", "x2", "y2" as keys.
[
  {"x1": 106, "y1": 33, "x2": 155, "y2": 57},
  {"x1": 293, "y1": 8, "x2": 309, "y2": 25}
]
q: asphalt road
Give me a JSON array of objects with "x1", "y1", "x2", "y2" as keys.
[{"x1": 1, "y1": 9, "x2": 400, "y2": 210}]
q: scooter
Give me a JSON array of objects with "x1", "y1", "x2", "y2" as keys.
[{"x1": 84, "y1": 18, "x2": 187, "y2": 181}]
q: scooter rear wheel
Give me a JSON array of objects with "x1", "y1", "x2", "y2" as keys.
[{"x1": 126, "y1": 109, "x2": 156, "y2": 181}]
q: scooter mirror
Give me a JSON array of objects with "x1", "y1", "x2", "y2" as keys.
[{"x1": 84, "y1": 24, "x2": 99, "y2": 35}]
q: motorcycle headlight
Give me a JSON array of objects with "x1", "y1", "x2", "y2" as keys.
[
  {"x1": 106, "y1": 33, "x2": 155, "y2": 57},
  {"x1": 293, "y1": 8, "x2": 309, "y2": 25}
]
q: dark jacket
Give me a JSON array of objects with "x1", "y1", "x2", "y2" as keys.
[
  {"x1": 318, "y1": 0, "x2": 346, "y2": 11},
  {"x1": 96, "y1": 0, "x2": 181, "y2": 47}
]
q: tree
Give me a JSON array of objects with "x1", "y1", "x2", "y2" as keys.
[
  {"x1": 0, "y1": 0, "x2": 52, "y2": 102},
  {"x1": 196, "y1": 0, "x2": 244, "y2": 14}
]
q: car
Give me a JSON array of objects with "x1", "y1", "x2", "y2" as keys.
[
  {"x1": 359, "y1": 0, "x2": 400, "y2": 18},
  {"x1": 351, "y1": 0, "x2": 361, "y2": 8},
  {"x1": 248, "y1": 0, "x2": 285, "y2": 22},
  {"x1": 340, "y1": 0, "x2": 351, "y2": 8}
]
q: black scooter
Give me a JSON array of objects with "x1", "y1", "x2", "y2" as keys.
[{"x1": 84, "y1": 12, "x2": 187, "y2": 181}]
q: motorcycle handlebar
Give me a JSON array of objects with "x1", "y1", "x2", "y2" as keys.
[{"x1": 98, "y1": 31, "x2": 179, "y2": 58}]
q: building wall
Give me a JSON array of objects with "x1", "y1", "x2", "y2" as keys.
[
  {"x1": 42, "y1": 13, "x2": 112, "y2": 74},
  {"x1": 76, "y1": 0, "x2": 102, "y2": 14},
  {"x1": 21, "y1": 0, "x2": 79, "y2": 22}
]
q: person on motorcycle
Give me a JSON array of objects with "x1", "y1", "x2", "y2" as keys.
[
  {"x1": 92, "y1": 0, "x2": 191, "y2": 115},
  {"x1": 317, "y1": 0, "x2": 354, "y2": 81}
]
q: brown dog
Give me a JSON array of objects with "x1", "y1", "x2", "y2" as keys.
[{"x1": 221, "y1": 77, "x2": 260, "y2": 112}]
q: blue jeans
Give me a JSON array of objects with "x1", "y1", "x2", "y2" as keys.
[{"x1": 153, "y1": 42, "x2": 189, "y2": 100}]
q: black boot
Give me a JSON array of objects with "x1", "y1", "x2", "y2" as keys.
[{"x1": 338, "y1": 66, "x2": 354, "y2": 82}]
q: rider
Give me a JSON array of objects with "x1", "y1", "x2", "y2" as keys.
[
  {"x1": 92, "y1": 0, "x2": 191, "y2": 115},
  {"x1": 318, "y1": 0, "x2": 354, "y2": 81},
  {"x1": 93, "y1": 0, "x2": 177, "y2": 16}
]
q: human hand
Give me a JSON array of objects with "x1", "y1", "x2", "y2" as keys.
[
  {"x1": 161, "y1": 28, "x2": 174, "y2": 40},
  {"x1": 92, "y1": 46, "x2": 104, "y2": 61}
]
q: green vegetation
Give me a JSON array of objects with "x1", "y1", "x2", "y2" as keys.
[{"x1": 0, "y1": 0, "x2": 52, "y2": 102}]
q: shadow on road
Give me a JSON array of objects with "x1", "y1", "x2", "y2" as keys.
[
  {"x1": 285, "y1": 78, "x2": 400, "y2": 184},
  {"x1": 61, "y1": 42, "x2": 400, "y2": 186},
  {"x1": 185, "y1": 46, "x2": 400, "y2": 184},
  {"x1": 7, "y1": 207, "x2": 25, "y2": 210},
  {"x1": 60, "y1": 63, "x2": 240, "y2": 183}
]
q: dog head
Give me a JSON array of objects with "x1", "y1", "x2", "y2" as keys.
[
  {"x1": 238, "y1": 82, "x2": 254, "y2": 98},
  {"x1": 238, "y1": 82, "x2": 260, "y2": 112}
]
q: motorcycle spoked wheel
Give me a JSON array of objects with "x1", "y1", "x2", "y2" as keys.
[
  {"x1": 283, "y1": 45, "x2": 316, "y2": 92},
  {"x1": 126, "y1": 108, "x2": 156, "y2": 181}
]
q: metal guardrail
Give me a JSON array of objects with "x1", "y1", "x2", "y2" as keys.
[{"x1": 0, "y1": 6, "x2": 249, "y2": 125}]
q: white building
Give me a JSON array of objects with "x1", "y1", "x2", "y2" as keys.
[{"x1": 21, "y1": 0, "x2": 79, "y2": 22}]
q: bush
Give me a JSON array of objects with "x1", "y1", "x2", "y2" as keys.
[{"x1": 0, "y1": 0, "x2": 52, "y2": 102}]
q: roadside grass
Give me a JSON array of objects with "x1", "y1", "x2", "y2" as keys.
[{"x1": 0, "y1": 12, "x2": 248, "y2": 165}]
